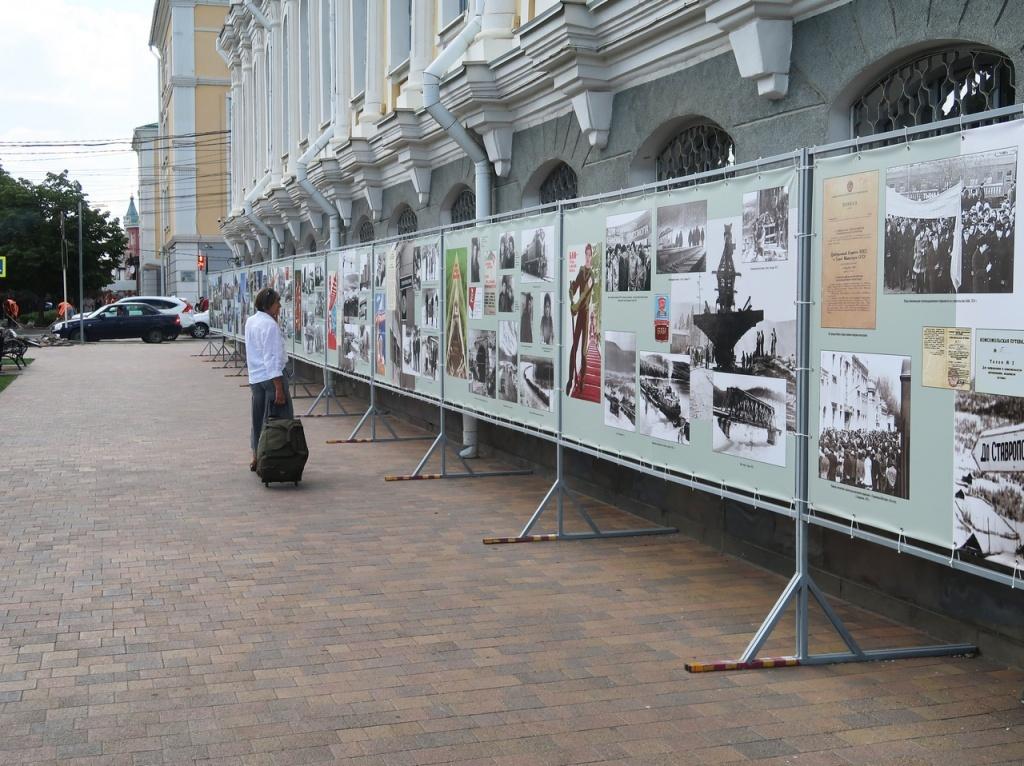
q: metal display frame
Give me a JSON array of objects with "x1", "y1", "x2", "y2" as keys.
[{"x1": 204, "y1": 105, "x2": 1024, "y2": 671}]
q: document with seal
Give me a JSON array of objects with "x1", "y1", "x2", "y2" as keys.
[
  {"x1": 922, "y1": 326, "x2": 972, "y2": 390},
  {"x1": 821, "y1": 171, "x2": 879, "y2": 329}
]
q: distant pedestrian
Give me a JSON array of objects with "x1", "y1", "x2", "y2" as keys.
[{"x1": 245, "y1": 288, "x2": 291, "y2": 473}]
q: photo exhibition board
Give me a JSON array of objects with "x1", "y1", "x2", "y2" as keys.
[
  {"x1": 379, "y1": 236, "x2": 443, "y2": 400},
  {"x1": 291, "y1": 255, "x2": 326, "y2": 366},
  {"x1": 810, "y1": 121, "x2": 1024, "y2": 571},
  {"x1": 337, "y1": 247, "x2": 372, "y2": 377},
  {"x1": 443, "y1": 213, "x2": 560, "y2": 433},
  {"x1": 209, "y1": 272, "x2": 223, "y2": 334},
  {"x1": 270, "y1": 260, "x2": 297, "y2": 356},
  {"x1": 560, "y1": 167, "x2": 799, "y2": 505}
]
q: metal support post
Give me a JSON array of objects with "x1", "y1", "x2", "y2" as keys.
[{"x1": 686, "y1": 150, "x2": 976, "y2": 673}]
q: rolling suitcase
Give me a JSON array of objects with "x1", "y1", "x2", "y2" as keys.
[{"x1": 256, "y1": 417, "x2": 309, "y2": 486}]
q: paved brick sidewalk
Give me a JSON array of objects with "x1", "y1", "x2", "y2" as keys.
[{"x1": 0, "y1": 339, "x2": 1022, "y2": 766}]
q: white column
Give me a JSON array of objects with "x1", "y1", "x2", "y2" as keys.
[
  {"x1": 398, "y1": 0, "x2": 434, "y2": 109},
  {"x1": 333, "y1": 0, "x2": 351, "y2": 142},
  {"x1": 229, "y1": 64, "x2": 242, "y2": 206},
  {"x1": 270, "y1": 4, "x2": 285, "y2": 179},
  {"x1": 360, "y1": 0, "x2": 385, "y2": 128},
  {"x1": 252, "y1": 29, "x2": 267, "y2": 177},
  {"x1": 285, "y1": 0, "x2": 301, "y2": 157},
  {"x1": 240, "y1": 41, "x2": 254, "y2": 189},
  {"x1": 470, "y1": 0, "x2": 516, "y2": 60}
]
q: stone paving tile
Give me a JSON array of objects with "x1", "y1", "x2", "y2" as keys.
[{"x1": 0, "y1": 339, "x2": 1023, "y2": 765}]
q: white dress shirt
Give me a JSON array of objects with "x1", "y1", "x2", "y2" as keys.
[{"x1": 245, "y1": 311, "x2": 287, "y2": 385}]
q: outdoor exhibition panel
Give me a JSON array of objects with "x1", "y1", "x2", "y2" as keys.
[
  {"x1": 560, "y1": 166, "x2": 800, "y2": 506},
  {"x1": 809, "y1": 120, "x2": 1024, "y2": 572},
  {"x1": 291, "y1": 255, "x2": 326, "y2": 366},
  {"x1": 209, "y1": 271, "x2": 223, "y2": 333},
  {"x1": 336, "y1": 246, "x2": 372, "y2": 378},
  {"x1": 443, "y1": 213, "x2": 561, "y2": 434},
  {"x1": 267, "y1": 259, "x2": 297, "y2": 357}
]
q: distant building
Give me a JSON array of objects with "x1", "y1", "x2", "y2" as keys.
[
  {"x1": 147, "y1": 0, "x2": 233, "y2": 302},
  {"x1": 123, "y1": 196, "x2": 140, "y2": 287},
  {"x1": 132, "y1": 123, "x2": 162, "y2": 295},
  {"x1": 820, "y1": 353, "x2": 894, "y2": 432}
]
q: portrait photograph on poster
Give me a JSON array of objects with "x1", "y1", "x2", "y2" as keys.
[
  {"x1": 520, "y1": 226, "x2": 554, "y2": 283},
  {"x1": 470, "y1": 237, "x2": 482, "y2": 284},
  {"x1": 499, "y1": 231, "x2": 516, "y2": 269},
  {"x1": 314, "y1": 289, "x2": 325, "y2": 319},
  {"x1": 302, "y1": 310, "x2": 314, "y2": 354},
  {"x1": 342, "y1": 252, "x2": 360, "y2": 318},
  {"x1": 389, "y1": 241, "x2": 417, "y2": 389},
  {"x1": 519, "y1": 291, "x2": 534, "y2": 344},
  {"x1": 340, "y1": 323, "x2": 359, "y2": 372},
  {"x1": 713, "y1": 371, "x2": 785, "y2": 466},
  {"x1": 539, "y1": 292, "x2": 555, "y2": 346},
  {"x1": 314, "y1": 263, "x2": 324, "y2": 288},
  {"x1": 314, "y1": 322, "x2": 325, "y2": 355},
  {"x1": 741, "y1": 186, "x2": 790, "y2": 263},
  {"x1": 520, "y1": 355, "x2": 554, "y2": 412},
  {"x1": 671, "y1": 220, "x2": 797, "y2": 430},
  {"x1": 374, "y1": 293, "x2": 386, "y2": 375},
  {"x1": 402, "y1": 325, "x2": 420, "y2": 376},
  {"x1": 566, "y1": 242, "x2": 602, "y2": 402},
  {"x1": 638, "y1": 352, "x2": 691, "y2": 444},
  {"x1": 657, "y1": 200, "x2": 707, "y2": 274},
  {"x1": 603, "y1": 330, "x2": 637, "y2": 432},
  {"x1": 420, "y1": 287, "x2": 439, "y2": 329},
  {"x1": 421, "y1": 335, "x2": 440, "y2": 381},
  {"x1": 358, "y1": 324, "x2": 369, "y2": 363},
  {"x1": 468, "y1": 328, "x2": 496, "y2": 398},
  {"x1": 605, "y1": 210, "x2": 652, "y2": 292},
  {"x1": 374, "y1": 250, "x2": 386, "y2": 288},
  {"x1": 498, "y1": 320, "x2": 519, "y2": 403},
  {"x1": 818, "y1": 351, "x2": 909, "y2": 498},
  {"x1": 419, "y1": 242, "x2": 439, "y2": 283},
  {"x1": 357, "y1": 251, "x2": 370, "y2": 291},
  {"x1": 445, "y1": 247, "x2": 468, "y2": 379},
  {"x1": 498, "y1": 275, "x2": 516, "y2": 313},
  {"x1": 953, "y1": 390, "x2": 1024, "y2": 570}
]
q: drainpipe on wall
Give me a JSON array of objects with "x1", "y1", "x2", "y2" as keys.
[{"x1": 422, "y1": 0, "x2": 489, "y2": 459}]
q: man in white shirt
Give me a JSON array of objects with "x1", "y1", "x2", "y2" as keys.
[{"x1": 246, "y1": 287, "x2": 291, "y2": 471}]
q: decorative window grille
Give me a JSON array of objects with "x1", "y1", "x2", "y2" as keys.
[
  {"x1": 851, "y1": 47, "x2": 1015, "y2": 137},
  {"x1": 396, "y1": 207, "x2": 418, "y2": 236},
  {"x1": 450, "y1": 188, "x2": 477, "y2": 224},
  {"x1": 539, "y1": 162, "x2": 578, "y2": 204},
  {"x1": 656, "y1": 124, "x2": 735, "y2": 182},
  {"x1": 358, "y1": 218, "x2": 375, "y2": 243}
]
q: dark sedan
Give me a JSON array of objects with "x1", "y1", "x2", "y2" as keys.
[{"x1": 52, "y1": 302, "x2": 181, "y2": 343}]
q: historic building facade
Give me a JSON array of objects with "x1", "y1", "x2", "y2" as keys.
[
  {"x1": 149, "y1": 0, "x2": 234, "y2": 302},
  {"x1": 131, "y1": 123, "x2": 164, "y2": 295},
  {"x1": 216, "y1": 0, "x2": 1022, "y2": 262}
]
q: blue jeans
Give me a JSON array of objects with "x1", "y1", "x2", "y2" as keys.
[{"x1": 250, "y1": 374, "x2": 293, "y2": 452}]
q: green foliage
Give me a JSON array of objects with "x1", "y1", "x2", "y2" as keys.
[{"x1": 0, "y1": 165, "x2": 127, "y2": 306}]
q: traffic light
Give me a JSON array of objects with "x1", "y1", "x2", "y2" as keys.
[{"x1": 197, "y1": 254, "x2": 207, "y2": 272}]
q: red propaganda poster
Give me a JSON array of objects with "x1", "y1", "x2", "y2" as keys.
[{"x1": 327, "y1": 272, "x2": 338, "y2": 351}]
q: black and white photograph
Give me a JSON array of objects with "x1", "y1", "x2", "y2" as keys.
[
  {"x1": 313, "y1": 290, "x2": 325, "y2": 319},
  {"x1": 960, "y1": 148, "x2": 1016, "y2": 294},
  {"x1": 412, "y1": 247, "x2": 423, "y2": 292},
  {"x1": 402, "y1": 325, "x2": 420, "y2": 376},
  {"x1": 499, "y1": 231, "x2": 516, "y2": 269},
  {"x1": 400, "y1": 286, "x2": 414, "y2": 324},
  {"x1": 468, "y1": 328, "x2": 496, "y2": 398},
  {"x1": 519, "y1": 291, "x2": 534, "y2": 344},
  {"x1": 420, "y1": 287, "x2": 439, "y2": 329},
  {"x1": 668, "y1": 221, "x2": 797, "y2": 430},
  {"x1": 498, "y1": 275, "x2": 516, "y2": 313},
  {"x1": 342, "y1": 251, "x2": 360, "y2": 318},
  {"x1": 519, "y1": 354, "x2": 554, "y2": 412},
  {"x1": 314, "y1": 263, "x2": 324, "y2": 288},
  {"x1": 520, "y1": 225, "x2": 554, "y2": 283},
  {"x1": 741, "y1": 186, "x2": 790, "y2": 263},
  {"x1": 713, "y1": 371, "x2": 786, "y2": 467},
  {"x1": 357, "y1": 250, "x2": 371, "y2": 291},
  {"x1": 470, "y1": 237, "x2": 482, "y2": 284},
  {"x1": 314, "y1": 322, "x2": 325, "y2": 355},
  {"x1": 419, "y1": 242, "x2": 440, "y2": 283},
  {"x1": 953, "y1": 391, "x2": 1024, "y2": 570},
  {"x1": 498, "y1": 320, "x2": 519, "y2": 404},
  {"x1": 817, "y1": 351, "x2": 910, "y2": 498},
  {"x1": 539, "y1": 292, "x2": 555, "y2": 346},
  {"x1": 340, "y1": 322, "x2": 359, "y2": 372},
  {"x1": 638, "y1": 352, "x2": 691, "y2": 444},
  {"x1": 605, "y1": 210, "x2": 652, "y2": 292},
  {"x1": 421, "y1": 335, "x2": 440, "y2": 381},
  {"x1": 657, "y1": 200, "x2": 707, "y2": 273},
  {"x1": 374, "y1": 250, "x2": 386, "y2": 288},
  {"x1": 359, "y1": 324, "x2": 369, "y2": 364},
  {"x1": 603, "y1": 330, "x2": 637, "y2": 432},
  {"x1": 303, "y1": 309, "x2": 315, "y2": 355}
]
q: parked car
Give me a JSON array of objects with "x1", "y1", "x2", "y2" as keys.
[
  {"x1": 190, "y1": 309, "x2": 210, "y2": 339},
  {"x1": 52, "y1": 302, "x2": 181, "y2": 343},
  {"x1": 113, "y1": 295, "x2": 195, "y2": 332}
]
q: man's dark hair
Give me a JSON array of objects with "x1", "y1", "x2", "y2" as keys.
[{"x1": 254, "y1": 287, "x2": 280, "y2": 312}]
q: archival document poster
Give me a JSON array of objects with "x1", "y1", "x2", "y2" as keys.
[
  {"x1": 921, "y1": 326, "x2": 972, "y2": 391},
  {"x1": 975, "y1": 329, "x2": 1024, "y2": 397},
  {"x1": 821, "y1": 171, "x2": 879, "y2": 329}
]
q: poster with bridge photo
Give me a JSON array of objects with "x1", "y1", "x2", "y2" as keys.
[
  {"x1": 671, "y1": 216, "x2": 797, "y2": 432},
  {"x1": 657, "y1": 199, "x2": 707, "y2": 273},
  {"x1": 712, "y1": 371, "x2": 785, "y2": 467},
  {"x1": 605, "y1": 210, "x2": 652, "y2": 292},
  {"x1": 953, "y1": 390, "x2": 1024, "y2": 571}
]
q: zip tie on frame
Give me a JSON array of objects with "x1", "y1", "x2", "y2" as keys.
[
  {"x1": 949, "y1": 545, "x2": 960, "y2": 566},
  {"x1": 794, "y1": 299, "x2": 814, "y2": 306},
  {"x1": 849, "y1": 514, "x2": 859, "y2": 539},
  {"x1": 1012, "y1": 563, "x2": 1021, "y2": 589},
  {"x1": 795, "y1": 231, "x2": 815, "y2": 239},
  {"x1": 897, "y1": 528, "x2": 906, "y2": 554},
  {"x1": 903, "y1": 127, "x2": 911, "y2": 149}
]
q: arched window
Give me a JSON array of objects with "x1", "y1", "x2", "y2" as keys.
[
  {"x1": 656, "y1": 124, "x2": 735, "y2": 182},
  {"x1": 396, "y1": 207, "x2": 418, "y2": 236},
  {"x1": 358, "y1": 218, "x2": 376, "y2": 243},
  {"x1": 851, "y1": 47, "x2": 1015, "y2": 137},
  {"x1": 539, "y1": 162, "x2": 578, "y2": 205},
  {"x1": 450, "y1": 188, "x2": 476, "y2": 224}
]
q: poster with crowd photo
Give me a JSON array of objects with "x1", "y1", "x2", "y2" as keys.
[
  {"x1": 291, "y1": 258, "x2": 320, "y2": 363},
  {"x1": 209, "y1": 273, "x2": 223, "y2": 333},
  {"x1": 810, "y1": 120, "x2": 1024, "y2": 561},
  {"x1": 560, "y1": 172, "x2": 798, "y2": 505},
  {"x1": 382, "y1": 237, "x2": 441, "y2": 397},
  {"x1": 443, "y1": 217, "x2": 559, "y2": 430},
  {"x1": 336, "y1": 248, "x2": 370, "y2": 376}
]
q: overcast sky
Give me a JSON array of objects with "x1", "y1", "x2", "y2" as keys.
[{"x1": 0, "y1": 0, "x2": 158, "y2": 224}]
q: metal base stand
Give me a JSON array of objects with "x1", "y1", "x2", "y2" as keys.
[
  {"x1": 384, "y1": 412, "x2": 532, "y2": 481},
  {"x1": 327, "y1": 384, "x2": 432, "y2": 442},
  {"x1": 192, "y1": 334, "x2": 226, "y2": 358},
  {"x1": 483, "y1": 442, "x2": 677, "y2": 544},
  {"x1": 212, "y1": 340, "x2": 245, "y2": 369},
  {"x1": 302, "y1": 371, "x2": 353, "y2": 417}
]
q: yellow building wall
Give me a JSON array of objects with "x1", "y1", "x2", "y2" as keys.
[
  {"x1": 194, "y1": 84, "x2": 229, "y2": 236},
  {"x1": 195, "y1": 30, "x2": 227, "y2": 78}
]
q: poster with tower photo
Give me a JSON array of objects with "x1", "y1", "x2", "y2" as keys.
[{"x1": 672, "y1": 216, "x2": 797, "y2": 432}]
